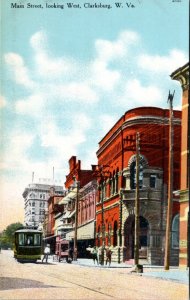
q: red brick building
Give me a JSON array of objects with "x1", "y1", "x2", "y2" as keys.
[
  {"x1": 63, "y1": 156, "x2": 97, "y2": 257},
  {"x1": 44, "y1": 187, "x2": 65, "y2": 252},
  {"x1": 96, "y1": 106, "x2": 181, "y2": 265},
  {"x1": 171, "y1": 62, "x2": 189, "y2": 268},
  {"x1": 65, "y1": 156, "x2": 95, "y2": 189}
]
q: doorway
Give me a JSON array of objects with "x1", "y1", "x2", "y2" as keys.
[{"x1": 124, "y1": 215, "x2": 149, "y2": 260}]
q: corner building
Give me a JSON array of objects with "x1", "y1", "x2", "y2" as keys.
[
  {"x1": 171, "y1": 62, "x2": 189, "y2": 268},
  {"x1": 96, "y1": 107, "x2": 181, "y2": 265}
]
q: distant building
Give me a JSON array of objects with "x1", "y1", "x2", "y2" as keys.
[
  {"x1": 23, "y1": 180, "x2": 64, "y2": 228},
  {"x1": 171, "y1": 62, "x2": 189, "y2": 268},
  {"x1": 96, "y1": 106, "x2": 181, "y2": 265}
]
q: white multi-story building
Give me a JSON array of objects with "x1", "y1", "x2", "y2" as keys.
[{"x1": 23, "y1": 179, "x2": 64, "y2": 228}]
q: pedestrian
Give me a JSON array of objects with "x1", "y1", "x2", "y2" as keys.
[
  {"x1": 105, "y1": 247, "x2": 112, "y2": 266},
  {"x1": 91, "y1": 246, "x2": 98, "y2": 264},
  {"x1": 98, "y1": 247, "x2": 102, "y2": 265},
  {"x1": 68, "y1": 247, "x2": 73, "y2": 262},
  {"x1": 42, "y1": 244, "x2": 50, "y2": 263}
]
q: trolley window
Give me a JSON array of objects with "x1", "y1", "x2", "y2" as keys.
[
  {"x1": 34, "y1": 234, "x2": 41, "y2": 246},
  {"x1": 17, "y1": 233, "x2": 41, "y2": 246},
  {"x1": 18, "y1": 233, "x2": 25, "y2": 246},
  {"x1": 26, "y1": 235, "x2": 34, "y2": 245}
]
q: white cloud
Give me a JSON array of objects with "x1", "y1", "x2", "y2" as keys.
[
  {"x1": 15, "y1": 94, "x2": 45, "y2": 114},
  {"x1": 53, "y1": 82, "x2": 98, "y2": 103},
  {"x1": 30, "y1": 30, "x2": 77, "y2": 79},
  {"x1": 30, "y1": 30, "x2": 47, "y2": 51},
  {"x1": 0, "y1": 130, "x2": 35, "y2": 171},
  {"x1": 0, "y1": 95, "x2": 7, "y2": 108},
  {"x1": 118, "y1": 79, "x2": 163, "y2": 107},
  {"x1": 138, "y1": 49, "x2": 188, "y2": 74},
  {"x1": 91, "y1": 60, "x2": 121, "y2": 91},
  {"x1": 91, "y1": 30, "x2": 140, "y2": 91},
  {"x1": 95, "y1": 30, "x2": 140, "y2": 63},
  {"x1": 4, "y1": 52, "x2": 34, "y2": 88},
  {"x1": 98, "y1": 114, "x2": 117, "y2": 134}
]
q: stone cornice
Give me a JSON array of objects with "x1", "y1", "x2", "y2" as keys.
[
  {"x1": 170, "y1": 62, "x2": 189, "y2": 91},
  {"x1": 122, "y1": 116, "x2": 181, "y2": 129},
  {"x1": 96, "y1": 201, "x2": 119, "y2": 214}
]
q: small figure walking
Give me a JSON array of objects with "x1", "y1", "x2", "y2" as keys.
[
  {"x1": 92, "y1": 246, "x2": 98, "y2": 264},
  {"x1": 105, "y1": 248, "x2": 112, "y2": 266},
  {"x1": 42, "y1": 244, "x2": 50, "y2": 263},
  {"x1": 68, "y1": 247, "x2": 73, "y2": 263}
]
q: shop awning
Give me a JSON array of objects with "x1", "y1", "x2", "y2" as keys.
[
  {"x1": 59, "y1": 188, "x2": 77, "y2": 204},
  {"x1": 43, "y1": 235, "x2": 56, "y2": 240},
  {"x1": 61, "y1": 211, "x2": 71, "y2": 219},
  {"x1": 65, "y1": 221, "x2": 95, "y2": 241},
  {"x1": 60, "y1": 210, "x2": 75, "y2": 220},
  {"x1": 69, "y1": 210, "x2": 75, "y2": 218}
]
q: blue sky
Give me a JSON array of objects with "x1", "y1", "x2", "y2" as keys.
[{"x1": 0, "y1": 0, "x2": 189, "y2": 230}]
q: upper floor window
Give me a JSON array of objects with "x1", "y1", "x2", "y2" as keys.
[
  {"x1": 130, "y1": 161, "x2": 143, "y2": 189},
  {"x1": 150, "y1": 174, "x2": 157, "y2": 188},
  {"x1": 29, "y1": 192, "x2": 35, "y2": 198}
]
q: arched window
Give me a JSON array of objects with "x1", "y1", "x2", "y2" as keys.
[
  {"x1": 172, "y1": 214, "x2": 179, "y2": 249},
  {"x1": 130, "y1": 161, "x2": 143, "y2": 189},
  {"x1": 115, "y1": 171, "x2": 119, "y2": 193},
  {"x1": 108, "y1": 224, "x2": 112, "y2": 246},
  {"x1": 103, "y1": 182, "x2": 106, "y2": 199},
  {"x1": 112, "y1": 172, "x2": 115, "y2": 194},
  {"x1": 113, "y1": 221, "x2": 118, "y2": 246},
  {"x1": 97, "y1": 225, "x2": 100, "y2": 247}
]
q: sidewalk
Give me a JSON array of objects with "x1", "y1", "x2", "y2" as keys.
[{"x1": 68, "y1": 258, "x2": 189, "y2": 284}]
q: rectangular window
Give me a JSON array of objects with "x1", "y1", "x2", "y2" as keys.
[
  {"x1": 34, "y1": 234, "x2": 41, "y2": 246},
  {"x1": 150, "y1": 175, "x2": 156, "y2": 188},
  {"x1": 18, "y1": 233, "x2": 25, "y2": 246}
]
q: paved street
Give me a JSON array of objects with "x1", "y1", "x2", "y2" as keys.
[{"x1": 0, "y1": 250, "x2": 188, "y2": 300}]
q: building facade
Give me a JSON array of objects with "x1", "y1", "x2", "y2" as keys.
[
  {"x1": 63, "y1": 156, "x2": 97, "y2": 257},
  {"x1": 171, "y1": 62, "x2": 189, "y2": 268},
  {"x1": 95, "y1": 107, "x2": 181, "y2": 265},
  {"x1": 65, "y1": 180, "x2": 97, "y2": 256},
  {"x1": 23, "y1": 181, "x2": 64, "y2": 228}
]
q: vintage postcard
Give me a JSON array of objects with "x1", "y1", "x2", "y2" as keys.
[{"x1": 0, "y1": 0, "x2": 189, "y2": 299}]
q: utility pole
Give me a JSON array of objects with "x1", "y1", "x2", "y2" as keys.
[
  {"x1": 164, "y1": 90, "x2": 175, "y2": 270},
  {"x1": 134, "y1": 132, "x2": 140, "y2": 267},
  {"x1": 93, "y1": 165, "x2": 110, "y2": 265},
  {"x1": 101, "y1": 175, "x2": 105, "y2": 265},
  {"x1": 73, "y1": 177, "x2": 80, "y2": 261}
]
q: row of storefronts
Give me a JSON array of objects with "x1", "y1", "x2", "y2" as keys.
[{"x1": 43, "y1": 62, "x2": 189, "y2": 268}]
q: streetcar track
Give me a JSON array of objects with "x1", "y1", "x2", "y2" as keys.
[{"x1": 33, "y1": 269, "x2": 116, "y2": 299}]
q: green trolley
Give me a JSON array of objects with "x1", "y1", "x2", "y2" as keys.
[{"x1": 14, "y1": 228, "x2": 43, "y2": 262}]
